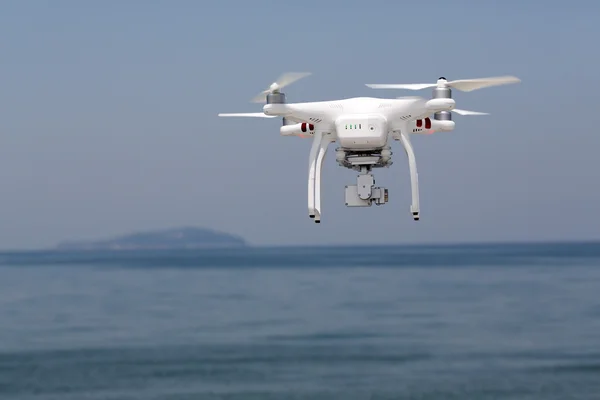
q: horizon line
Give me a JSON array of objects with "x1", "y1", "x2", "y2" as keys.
[{"x1": 0, "y1": 238, "x2": 599, "y2": 254}]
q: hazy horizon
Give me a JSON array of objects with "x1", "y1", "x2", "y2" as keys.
[
  {"x1": 1, "y1": 1, "x2": 598, "y2": 250},
  {"x1": 4, "y1": 225, "x2": 600, "y2": 252}
]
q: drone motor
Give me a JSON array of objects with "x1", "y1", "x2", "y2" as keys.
[
  {"x1": 432, "y1": 77, "x2": 452, "y2": 122},
  {"x1": 266, "y1": 92, "x2": 286, "y2": 105}
]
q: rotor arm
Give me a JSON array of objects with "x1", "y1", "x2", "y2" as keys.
[{"x1": 399, "y1": 132, "x2": 420, "y2": 220}]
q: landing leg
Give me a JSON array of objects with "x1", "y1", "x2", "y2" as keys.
[
  {"x1": 308, "y1": 130, "x2": 323, "y2": 219},
  {"x1": 400, "y1": 132, "x2": 420, "y2": 220},
  {"x1": 314, "y1": 135, "x2": 331, "y2": 223}
]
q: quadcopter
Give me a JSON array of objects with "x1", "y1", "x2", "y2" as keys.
[{"x1": 219, "y1": 72, "x2": 520, "y2": 223}]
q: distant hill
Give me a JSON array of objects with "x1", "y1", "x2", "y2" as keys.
[{"x1": 55, "y1": 227, "x2": 247, "y2": 250}]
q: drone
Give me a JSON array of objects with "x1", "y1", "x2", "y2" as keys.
[{"x1": 219, "y1": 72, "x2": 520, "y2": 223}]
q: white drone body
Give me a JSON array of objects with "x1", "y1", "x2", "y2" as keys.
[{"x1": 219, "y1": 73, "x2": 520, "y2": 223}]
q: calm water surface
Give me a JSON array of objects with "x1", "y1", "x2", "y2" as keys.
[{"x1": 0, "y1": 243, "x2": 599, "y2": 399}]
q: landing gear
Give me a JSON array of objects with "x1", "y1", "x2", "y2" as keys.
[
  {"x1": 307, "y1": 133, "x2": 421, "y2": 223},
  {"x1": 399, "y1": 132, "x2": 420, "y2": 221},
  {"x1": 308, "y1": 130, "x2": 333, "y2": 223},
  {"x1": 337, "y1": 137, "x2": 420, "y2": 221}
]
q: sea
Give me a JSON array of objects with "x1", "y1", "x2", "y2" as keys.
[{"x1": 1, "y1": 242, "x2": 600, "y2": 399}]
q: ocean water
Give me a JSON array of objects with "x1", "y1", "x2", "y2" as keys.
[{"x1": 1, "y1": 242, "x2": 600, "y2": 399}]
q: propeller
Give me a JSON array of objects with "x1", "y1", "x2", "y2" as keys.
[
  {"x1": 251, "y1": 72, "x2": 311, "y2": 103},
  {"x1": 452, "y1": 109, "x2": 489, "y2": 116},
  {"x1": 217, "y1": 112, "x2": 276, "y2": 118},
  {"x1": 367, "y1": 75, "x2": 520, "y2": 92},
  {"x1": 394, "y1": 97, "x2": 489, "y2": 116}
]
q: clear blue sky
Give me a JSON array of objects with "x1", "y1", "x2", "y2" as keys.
[{"x1": 0, "y1": 0, "x2": 598, "y2": 249}]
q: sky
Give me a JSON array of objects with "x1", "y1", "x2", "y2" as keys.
[{"x1": 0, "y1": 0, "x2": 598, "y2": 249}]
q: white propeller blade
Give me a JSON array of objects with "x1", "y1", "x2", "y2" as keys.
[
  {"x1": 395, "y1": 96, "x2": 425, "y2": 100},
  {"x1": 218, "y1": 112, "x2": 276, "y2": 118},
  {"x1": 452, "y1": 109, "x2": 489, "y2": 116},
  {"x1": 448, "y1": 76, "x2": 521, "y2": 92},
  {"x1": 375, "y1": 83, "x2": 436, "y2": 90},
  {"x1": 367, "y1": 75, "x2": 520, "y2": 92},
  {"x1": 251, "y1": 72, "x2": 311, "y2": 103}
]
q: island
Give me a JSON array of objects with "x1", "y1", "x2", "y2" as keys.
[{"x1": 55, "y1": 226, "x2": 247, "y2": 250}]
